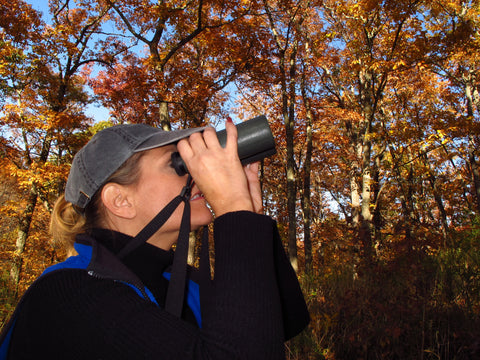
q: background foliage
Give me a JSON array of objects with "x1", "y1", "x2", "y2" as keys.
[{"x1": 1, "y1": 0, "x2": 480, "y2": 358}]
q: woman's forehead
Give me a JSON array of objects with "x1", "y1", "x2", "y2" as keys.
[{"x1": 144, "y1": 144, "x2": 177, "y2": 157}]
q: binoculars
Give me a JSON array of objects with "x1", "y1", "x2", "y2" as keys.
[{"x1": 171, "y1": 115, "x2": 277, "y2": 176}]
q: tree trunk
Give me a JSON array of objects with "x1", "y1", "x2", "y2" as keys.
[
  {"x1": 421, "y1": 153, "x2": 449, "y2": 246},
  {"x1": 286, "y1": 43, "x2": 300, "y2": 272},
  {"x1": 350, "y1": 170, "x2": 361, "y2": 226},
  {"x1": 372, "y1": 154, "x2": 382, "y2": 249},
  {"x1": 389, "y1": 147, "x2": 416, "y2": 243},
  {"x1": 159, "y1": 101, "x2": 171, "y2": 131},
  {"x1": 301, "y1": 75, "x2": 313, "y2": 274},
  {"x1": 10, "y1": 189, "x2": 37, "y2": 289},
  {"x1": 263, "y1": 2, "x2": 300, "y2": 271},
  {"x1": 10, "y1": 127, "x2": 51, "y2": 289},
  {"x1": 465, "y1": 81, "x2": 480, "y2": 214},
  {"x1": 285, "y1": 115, "x2": 298, "y2": 272},
  {"x1": 358, "y1": 66, "x2": 375, "y2": 263}
]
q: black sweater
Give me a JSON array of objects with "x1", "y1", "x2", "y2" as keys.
[{"x1": 7, "y1": 211, "x2": 309, "y2": 359}]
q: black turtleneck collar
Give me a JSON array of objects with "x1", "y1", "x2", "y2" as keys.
[
  {"x1": 86, "y1": 228, "x2": 199, "y2": 327},
  {"x1": 89, "y1": 228, "x2": 174, "y2": 306},
  {"x1": 90, "y1": 228, "x2": 174, "y2": 268}
]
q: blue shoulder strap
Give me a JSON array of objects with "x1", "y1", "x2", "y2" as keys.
[{"x1": 42, "y1": 243, "x2": 93, "y2": 275}]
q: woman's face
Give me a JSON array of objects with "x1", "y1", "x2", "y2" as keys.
[{"x1": 130, "y1": 144, "x2": 213, "y2": 249}]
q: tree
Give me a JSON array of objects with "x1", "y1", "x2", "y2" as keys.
[
  {"x1": 422, "y1": 0, "x2": 480, "y2": 215},
  {"x1": 89, "y1": 0, "x2": 258, "y2": 128},
  {"x1": 310, "y1": 0, "x2": 428, "y2": 263},
  {"x1": 0, "y1": 0, "x2": 124, "y2": 287}
]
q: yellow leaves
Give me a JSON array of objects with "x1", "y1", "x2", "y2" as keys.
[
  {"x1": 420, "y1": 129, "x2": 453, "y2": 152},
  {"x1": 392, "y1": 60, "x2": 405, "y2": 70},
  {"x1": 435, "y1": 129, "x2": 450, "y2": 145},
  {"x1": 6, "y1": 161, "x2": 69, "y2": 193},
  {"x1": 0, "y1": 201, "x2": 20, "y2": 218}
]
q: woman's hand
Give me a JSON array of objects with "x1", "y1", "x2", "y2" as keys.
[{"x1": 177, "y1": 120, "x2": 262, "y2": 217}]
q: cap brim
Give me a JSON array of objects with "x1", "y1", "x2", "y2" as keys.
[{"x1": 134, "y1": 127, "x2": 206, "y2": 152}]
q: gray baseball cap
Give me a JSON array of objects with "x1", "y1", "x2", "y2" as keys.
[{"x1": 65, "y1": 123, "x2": 205, "y2": 209}]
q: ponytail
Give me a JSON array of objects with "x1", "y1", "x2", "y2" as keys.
[{"x1": 50, "y1": 195, "x2": 85, "y2": 257}]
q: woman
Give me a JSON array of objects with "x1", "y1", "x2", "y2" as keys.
[{"x1": 0, "y1": 119, "x2": 309, "y2": 359}]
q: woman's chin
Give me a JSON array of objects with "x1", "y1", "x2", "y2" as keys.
[{"x1": 191, "y1": 211, "x2": 214, "y2": 230}]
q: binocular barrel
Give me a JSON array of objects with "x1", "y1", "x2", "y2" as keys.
[{"x1": 171, "y1": 115, "x2": 277, "y2": 176}]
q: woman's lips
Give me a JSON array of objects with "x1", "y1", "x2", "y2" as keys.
[{"x1": 190, "y1": 192, "x2": 204, "y2": 201}]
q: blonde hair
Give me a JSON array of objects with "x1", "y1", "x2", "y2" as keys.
[
  {"x1": 50, "y1": 196, "x2": 86, "y2": 257},
  {"x1": 50, "y1": 151, "x2": 146, "y2": 257}
]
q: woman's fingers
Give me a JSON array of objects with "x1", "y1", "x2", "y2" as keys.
[
  {"x1": 177, "y1": 120, "x2": 254, "y2": 216},
  {"x1": 224, "y1": 118, "x2": 239, "y2": 154},
  {"x1": 244, "y1": 162, "x2": 264, "y2": 214}
]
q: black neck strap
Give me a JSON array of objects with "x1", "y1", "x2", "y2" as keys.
[{"x1": 117, "y1": 175, "x2": 194, "y2": 319}]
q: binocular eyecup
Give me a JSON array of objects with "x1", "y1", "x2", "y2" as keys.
[{"x1": 171, "y1": 115, "x2": 276, "y2": 176}]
